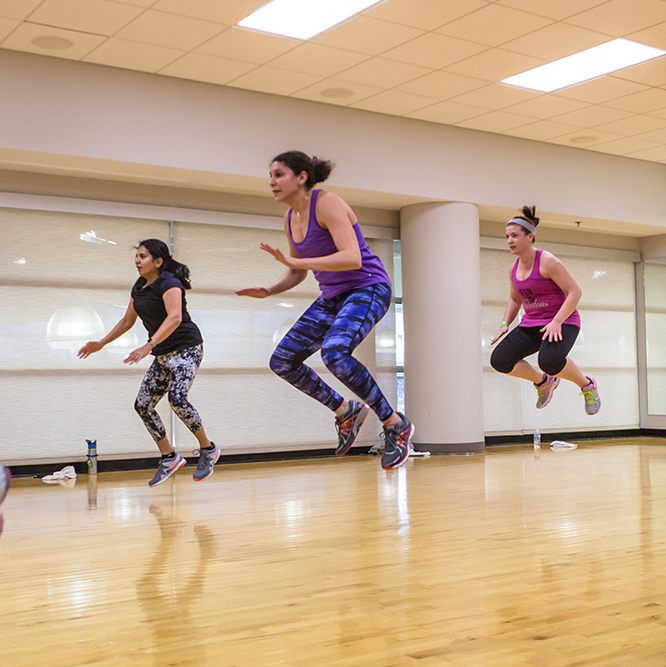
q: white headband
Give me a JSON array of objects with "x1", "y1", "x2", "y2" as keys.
[{"x1": 507, "y1": 217, "x2": 536, "y2": 235}]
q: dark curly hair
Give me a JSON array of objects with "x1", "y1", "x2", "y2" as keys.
[{"x1": 271, "y1": 150, "x2": 333, "y2": 190}]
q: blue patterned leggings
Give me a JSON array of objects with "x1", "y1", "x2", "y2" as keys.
[
  {"x1": 270, "y1": 282, "x2": 394, "y2": 421},
  {"x1": 134, "y1": 344, "x2": 204, "y2": 442}
]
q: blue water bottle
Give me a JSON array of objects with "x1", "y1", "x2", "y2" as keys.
[{"x1": 86, "y1": 439, "x2": 98, "y2": 475}]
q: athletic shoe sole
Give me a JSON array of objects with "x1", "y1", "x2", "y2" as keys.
[
  {"x1": 382, "y1": 424, "x2": 416, "y2": 470},
  {"x1": 148, "y1": 456, "x2": 187, "y2": 488},
  {"x1": 193, "y1": 447, "x2": 221, "y2": 482},
  {"x1": 336, "y1": 405, "x2": 370, "y2": 457}
]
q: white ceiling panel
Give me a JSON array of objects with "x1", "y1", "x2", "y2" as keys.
[
  {"x1": 0, "y1": 0, "x2": 44, "y2": 20},
  {"x1": 591, "y1": 136, "x2": 662, "y2": 155},
  {"x1": 365, "y1": 0, "x2": 489, "y2": 32},
  {"x1": 604, "y1": 87, "x2": 666, "y2": 113},
  {"x1": 151, "y1": 0, "x2": 264, "y2": 25},
  {"x1": 595, "y1": 114, "x2": 666, "y2": 136},
  {"x1": 503, "y1": 119, "x2": 583, "y2": 140},
  {"x1": 501, "y1": 22, "x2": 610, "y2": 61},
  {"x1": 548, "y1": 129, "x2": 626, "y2": 148},
  {"x1": 445, "y1": 48, "x2": 547, "y2": 81},
  {"x1": 351, "y1": 90, "x2": 439, "y2": 115},
  {"x1": 336, "y1": 57, "x2": 433, "y2": 89},
  {"x1": 28, "y1": 0, "x2": 143, "y2": 36},
  {"x1": 436, "y1": 5, "x2": 553, "y2": 48},
  {"x1": 114, "y1": 10, "x2": 225, "y2": 51},
  {"x1": 405, "y1": 99, "x2": 488, "y2": 124},
  {"x1": 226, "y1": 66, "x2": 322, "y2": 96},
  {"x1": 197, "y1": 27, "x2": 299, "y2": 64},
  {"x1": 395, "y1": 70, "x2": 487, "y2": 99},
  {"x1": 269, "y1": 43, "x2": 369, "y2": 78},
  {"x1": 551, "y1": 105, "x2": 634, "y2": 127},
  {"x1": 449, "y1": 83, "x2": 538, "y2": 110},
  {"x1": 456, "y1": 110, "x2": 535, "y2": 132},
  {"x1": 496, "y1": 0, "x2": 610, "y2": 21},
  {"x1": 382, "y1": 32, "x2": 487, "y2": 69},
  {"x1": 610, "y1": 58, "x2": 666, "y2": 88},
  {"x1": 84, "y1": 38, "x2": 183, "y2": 72},
  {"x1": 503, "y1": 94, "x2": 589, "y2": 120},
  {"x1": 159, "y1": 52, "x2": 256, "y2": 85},
  {"x1": 313, "y1": 16, "x2": 424, "y2": 56},
  {"x1": 626, "y1": 144, "x2": 666, "y2": 161},
  {"x1": 0, "y1": 16, "x2": 18, "y2": 40},
  {"x1": 553, "y1": 77, "x2": 649, "y2": 103},
  {"x1": 564, "y1": 0, "x2": 666, "y2": 37}
]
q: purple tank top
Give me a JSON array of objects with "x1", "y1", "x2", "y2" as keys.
[
  {"x1": 511, "y1": 249, "x2": 581, "y2": 328},
  {"x1": 288, "y1": 189, "x2": 391, "y2": 299}
]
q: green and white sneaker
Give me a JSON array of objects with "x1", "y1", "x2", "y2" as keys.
[
  {"x1": 148, "y1": 453, "x2": 187, "y2": 487},
  {"x1": 193, "y1": 443, "x2": 221, "y2": 482},
  {"x1": 581, "y1": 377, "x2": 601, "y2": 415}
]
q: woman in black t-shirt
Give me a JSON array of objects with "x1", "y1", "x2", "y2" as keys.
[{"x1": 78, "y1": 239, "x2": 219, "y2": 487}]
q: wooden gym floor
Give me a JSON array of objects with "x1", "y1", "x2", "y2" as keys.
[{"x1": 2, "y1": 439, "x2": 666, "y2": 667}]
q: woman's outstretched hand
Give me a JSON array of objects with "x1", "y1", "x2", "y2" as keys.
[
  {"x1": 124, "y1": 343, "x2": 152, "y2": 365},
  {"x1": 78, "y1": 341, "x2": 103, "y2": 359},
  {"x1": 260, "y1": 243, "x2": 301, "y2": 270},
  {"x1": 490, "y1": 325, "x2": 509, "y2": 345},
  {"x1": 235, "y1": 287, "x2": 270, "y2": 299}
]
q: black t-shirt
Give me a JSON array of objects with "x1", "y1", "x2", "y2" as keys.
[{"x1": 131, "y1": 271, "x2": 203, "y2": 356}]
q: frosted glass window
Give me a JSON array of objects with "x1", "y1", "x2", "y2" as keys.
[{"x1": 644, "y1": 262, "x2": 666, "y2": 415}]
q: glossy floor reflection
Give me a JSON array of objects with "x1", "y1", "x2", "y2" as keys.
[{"x1": 2, "y1": 439, "x2": 666, "y2": 666}]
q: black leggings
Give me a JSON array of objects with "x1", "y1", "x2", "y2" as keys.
[{"x1": 490, "y1": 324, "x2": 580, "y2": 377}]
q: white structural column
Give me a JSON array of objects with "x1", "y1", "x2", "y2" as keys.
[{"x1": 400, "y1": 202, "x2": 485, "y2": 454}]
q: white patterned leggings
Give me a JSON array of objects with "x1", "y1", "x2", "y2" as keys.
[{"x1": 134, "y1": 344, "x2": 204, "y2": 442}]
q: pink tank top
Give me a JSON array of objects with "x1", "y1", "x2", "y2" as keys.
[{"x1": 511, "y1": 249, "x2": 581, "y2": 327}]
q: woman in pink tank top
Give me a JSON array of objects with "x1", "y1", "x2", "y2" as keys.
[{"x1": 490, "y1": 206, "x2": 601, "y2": 415}]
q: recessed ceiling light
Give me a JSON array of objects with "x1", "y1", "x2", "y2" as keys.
[
  {"x1": 238, "y1": 0, "x2": 383, "y2": 40},
  {"x1": 569, "y1": 135, "x2": 599, "y2": 145},
  {"x1": 32, "y1": 36, "x2": 74, "y2": 50},
  {"x1": 320, "y1": 87, "x2": 354, "y2": 98},
  {"x1": 502, "y1": 39, "x2": 666, "y2": 93}
]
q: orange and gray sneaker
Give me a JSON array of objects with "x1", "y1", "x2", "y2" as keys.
[
  {"x1": 0, "y1": 464, "x2": 10, "y2": 536},
  {"x1": 381, "y1": 413, "x2": 415, "y2": 470},
  {"x1": 534, "y1": 374, "x2": 560, "y2": 409},
  {"x1": 335, "y1": 400, "x2": 370, "y2": 456},
  {"x1": 581, "y1": 377, "x2": 601, "y2": 415},
  {"x1": 148, "y1": 452, "x2": 187, "y2": 487}
]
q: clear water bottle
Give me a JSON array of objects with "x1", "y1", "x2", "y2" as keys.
[
  {"x1": 533, "y1": 429, "x2": 541, "y2": 451},
  {"x1": 86, "y1": 439, "x2": 98, "y2": 475}
]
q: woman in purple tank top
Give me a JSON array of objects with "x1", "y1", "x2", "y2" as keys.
[
  {"x1": 490, "y1": 206, "x2": 601, "y2": 415},
  {"x1": 236, "y1": 151, "x2": 414, "y2": 469}
]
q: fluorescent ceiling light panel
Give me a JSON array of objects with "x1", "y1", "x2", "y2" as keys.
[
  {"x1": 502, "y1": 39, "x2": 666, "y2": 93},
  {"x1": 238, "y1": 0, "x2": 383, "y2": 40}
]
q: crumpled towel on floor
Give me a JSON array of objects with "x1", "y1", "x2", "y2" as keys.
[
  {"x1": 42, "y1": 466, "x2": 77, "y2": 484},
  {"x1": 550, "y1": 441, "x2": 578, "y2": 450}
]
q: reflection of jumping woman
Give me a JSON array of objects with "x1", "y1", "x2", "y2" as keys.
[
  {"x1": 236, "y1": 151, "x2": 414, "y2": 469},
  {"x1": 78, "y1": 239, "x2": 220, "y2": 486},
  {"x1": 490, "y1": 207, "x2": 601, "y2": 415}
]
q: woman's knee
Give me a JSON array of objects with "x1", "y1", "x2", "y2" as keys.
[
  {"x1": 269, "y1": 350, "x2": 293, "y2": 377},
  {"x1": 490, "y1": 349, "x2": 514, "y2": 374},
  {"x1": 538, "y1": 355, "x2": 566, "y2": 376}
]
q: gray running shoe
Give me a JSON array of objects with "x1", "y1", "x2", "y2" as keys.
[
  {"x1": 381, "y1": 413, "x2": 415, "y2": 470},
  {"x1": 193, "y1": 443, "x2": 221, "y2": 482},
  {"x1": 534, "y1": 375, "x2": 560, "y2": 409},
  {"x1": 335, "y1": 400, "x2": 370, "y2": 456},
  {"x1": 581, "y1": 377, "x2": 601, "y2": 415},
  {"x1": 0, "y1": 464, "x2": 10, "y2": 536},
  {"x1": 148, "y1": 453, "x2": 187, "y2": 487}
]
